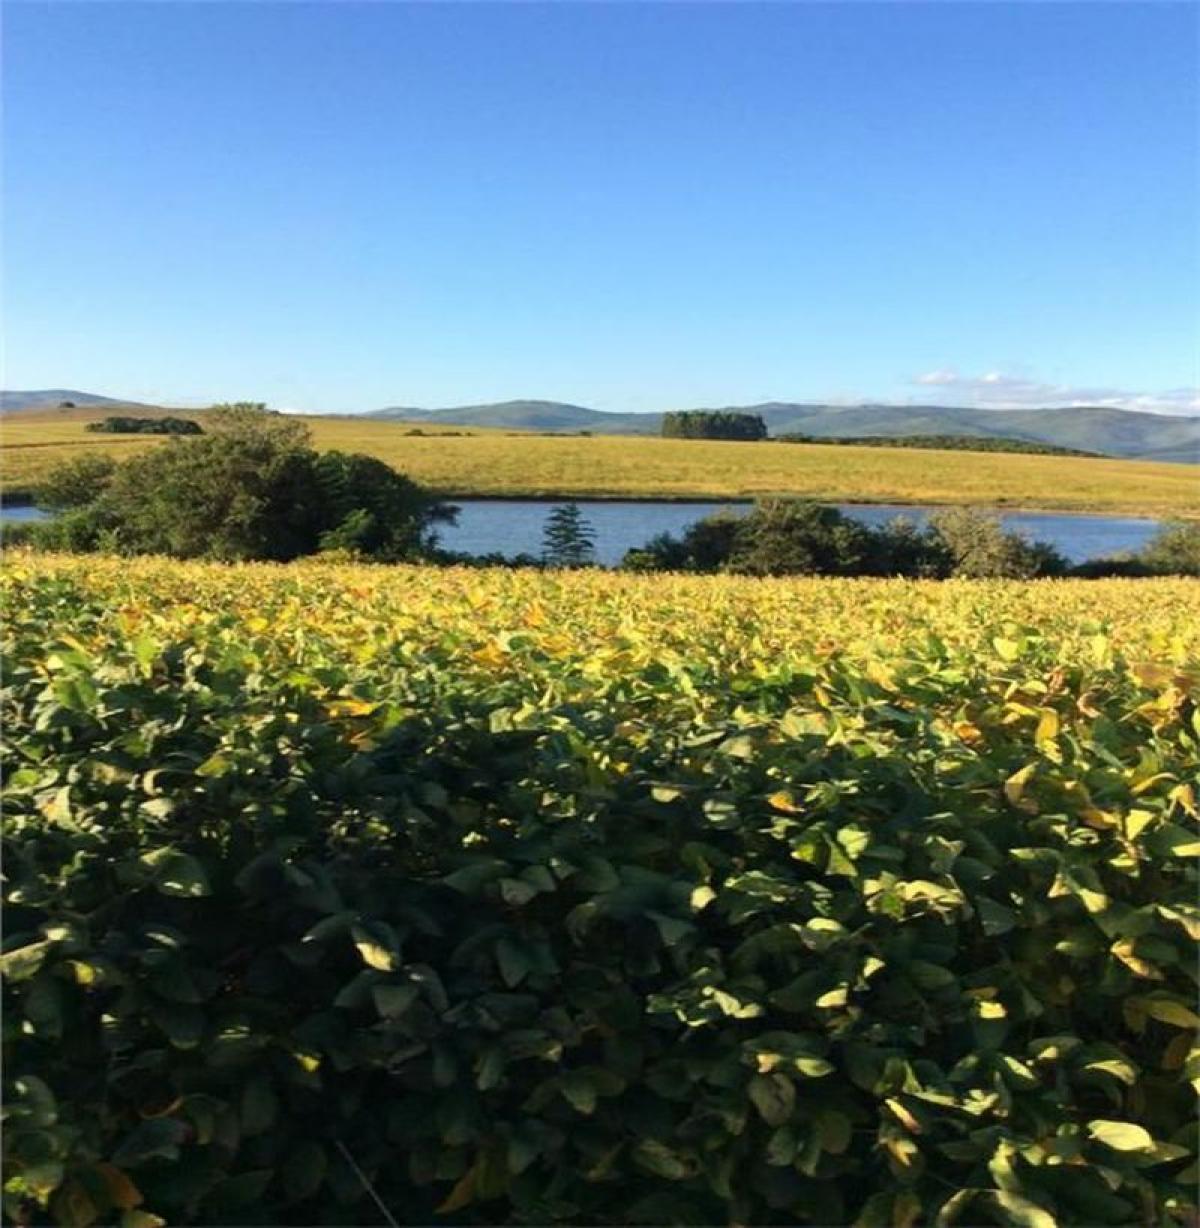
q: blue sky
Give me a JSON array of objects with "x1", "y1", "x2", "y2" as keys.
[{"x1": 3, "y1": 1, "x2": 1197, "y2": 415}]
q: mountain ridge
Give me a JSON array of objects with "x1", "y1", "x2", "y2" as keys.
[
  {"x1": 367, "y1": 399, "x2": 1199, "y2": 462},
  {"x1": 3, "y1": 391, "x2": 1196, "y2": 462}
]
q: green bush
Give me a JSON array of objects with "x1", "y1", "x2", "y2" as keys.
[
  {"x1": 622, "y1": 503, "x2": 1060, "y2": 579},
  {"x1": 35, "y1": 456, "x2": 119, "y2": 513},
  {"x1": 925, "y1": 509, "x2": 1067, "y2": 580},
  {"x1": 2, "y1": 567, "x2": 1196, "y2": 1226},
  {"x1": 1139, "y1": 521, "x2": 1200, "y2": 577},
  {"x1": 31, "y1": 406, "x2": 452, "y2": 563},
  {"x1": 86, "y1": 417, "x2": 203, "y2": 436}
]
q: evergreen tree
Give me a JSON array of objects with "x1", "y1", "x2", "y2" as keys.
[{"x1": 541, "y1": 502, "x2": 596, "y2": 567}]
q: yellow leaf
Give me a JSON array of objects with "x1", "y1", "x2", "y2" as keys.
[
  {"x1": 882, "y1": 1133, "x2": 920, "y2": 1170},
  {"x1": 327, "y1": 699, "x2": 378, "y2": 719},
  {"x1": 1111, "y1": 939, "x2": 1163, "y2": 981},
  {"x1": 1004, "y1": 763, "x2": 1038, "y2": 811},
  {"x1": 436, "y1": 1161, "x2": 480, "y2": 1214},
  {"x1": 1134, "y1": 997, "x2": 1200, "y2": 1028},
  {"x1": 690, "y1": 885, "x2": 716, "y2": 911},
  {"x1": 1035, "y1": 709, "x2": 1060, "y2": 741},
  {"x1": 1080, "y1": 808, "x2": 1119, "y2": 831},
  {"x1": 766, "y1": 790, "x2": 803, "y2": 814},
  {"x1": 885, "y1": 1098, "x2": 922, "y2": 1134},
  {"x1": 1161, "y1": 1032, "x2": 1192, "y2": 1071},
  {"x1": 94, "y1": 1164, "x2": 143, "y2": 1212},
  {"x1": 1170, "y1": 782, "x2": 1198, "y2": 817},
  {"x1": 471, "y1": 643, "x2": 508, "y2": 669},
  {"x1": 892, "y1": 1192, "x2": 922, "y2": 1228}
]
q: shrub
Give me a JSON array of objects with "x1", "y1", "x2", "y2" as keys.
[
  {"x1": 35, "y1": 455, "x2": 118, "y2": 512},
  {"x1": 1139, "y1": 520, "x2": 1200, "y2": 576},
  {"x1": 86, "y1": 416, "x2": 203, "y2": 436},
  {"x1": 726, "y1": 499, "x2": 879, "y2": 577},
  {"x1": 925, "y1": 508, "x2": 1068, "y2": 579},
  {"x1": 30, "y1": 407, "x2": 451, "y2": 563},
  {"x1": 1, "y1": 561, "x2": 1196, "y2": 1226}
]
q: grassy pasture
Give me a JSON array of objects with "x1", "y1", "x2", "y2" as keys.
[{"x1": 1, "y1": 409, "x2": 1196, "y2": 516}]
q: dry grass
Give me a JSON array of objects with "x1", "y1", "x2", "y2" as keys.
[{"x1": 2, "y1": 409, "x2": 1195, "y2": 516}]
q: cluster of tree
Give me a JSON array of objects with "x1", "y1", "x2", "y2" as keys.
[
  {"x1": 777, "y1": 433, "x2": 1099, "y2": 458},
  {"x1": 621, "y1": 500, "x2": 1072, "y2": 578},
  {"x1": 85, "y1": 415, "x2": 204, "y2": 435},
  {"x1": 662, "y1": 411, "x2": 767, "y2": 441},
  {"x1": 29, "y1": 404, "x2": 453, "y2": 561}
]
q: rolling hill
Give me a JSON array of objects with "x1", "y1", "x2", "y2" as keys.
[
  {"x1": 5, "y1": 391, "x2": 1196, "y2": 462},
  {"x1": 369, "y1": 399, "x2": 1199, "y2": 462},
  {"x1": 0, "y1": 390, "x2": 164, "y2": 413}
]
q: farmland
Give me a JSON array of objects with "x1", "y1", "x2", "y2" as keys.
[
  {"x1": 3, "y1": 553, "x2": 1197, "y2": 1225},
  {"x1": 2, "y1": 410, "x2": 1197, "y2": 516}
]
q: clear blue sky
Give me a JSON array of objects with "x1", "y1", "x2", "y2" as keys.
[{"x1": 3, "y1": 1, "x2": 1197, "y2": 414}]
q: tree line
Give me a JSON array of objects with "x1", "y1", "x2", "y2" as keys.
[
  {"x1": 86, "y1": 415, "x2": 204, "y2": 436},
  {"x1": 622, "y1": 499, "x2": 1199, "y2": 579},
  {"x1": 777, "y1": 433, "x2": 1099, "y2": 457},
  {"x1": 662, "y1": 411, "x2": 767, "y2": 440}
]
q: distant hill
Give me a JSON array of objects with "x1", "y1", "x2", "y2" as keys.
[
  {"x1": 368, "y1": 400, "x2": 660, "y2": 434},
  {"x1": 0, "y1": 389, "x2": 163, "y2": 413},
  {"x1": 5, "y1": 390, "x2": 1196, "y2": 462},
  {"x1": 370, "y1": 399, "x2": 1199, "y2": 462}
]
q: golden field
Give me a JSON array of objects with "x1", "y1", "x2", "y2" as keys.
[
  {"x1": 1, "y1": 408, "x2": 1196, "y2": 516},
  {"x1": 6, "y1": 550, "x2": 1197, "y2": 666}
]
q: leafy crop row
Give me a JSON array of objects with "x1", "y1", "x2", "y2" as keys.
[{"x1": 2, "y1": 556, "x2": 1197, "y2": 1226}]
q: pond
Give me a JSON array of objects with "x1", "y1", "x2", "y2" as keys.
[
  {"x1": 0, "y1": 505, "x2": 49, "y2": 522},
  {"x1": 1, "y1": 499, "x2": 1164, "y2": 566},
  {"x1": 438, "y1": 500, "x2": 1163, "y2": 566}
]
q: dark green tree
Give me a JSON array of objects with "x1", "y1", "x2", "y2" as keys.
[
  {"x1": 541, "y1": 502, "x2": 596, "y2": 567},
  {"x1": 29, "y1": 405, "x2": 452, "y2": 562},
  {"x1": 87, "y1": 416, "x2": 203, "y2": 435},
  {"x1": 662, "y1": 411, "x2": 767, "y2": 441}
]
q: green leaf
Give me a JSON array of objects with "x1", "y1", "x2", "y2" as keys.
[
  {"x1": 111, "y1": 1119, "x2": 189, "y2": 1167},
  {"x1": 560, "y1": 1071, "x2": 597, "y2": 1115},
  {"x1": 373, "y1": 983, "x2": 420, "y2": 1019},
  {"x1": 281, "y1": 1142, "x2": 327, "y2": 1202},
  {"x1": 748, "y1": 1073, "x2": 795, "y2": 1126},
  {"x1": 496, "y1": 938, "x2": 531, "y2": 988},
  {"x1": 139, "y1": 847, "x2": 211, "y2": 898},
  {"x1": 240, "y1": 1076, "x2": 277, "y2": 1136},
  {"x1": 632, "y1": 1139, "x2": 695, "y2": 1180}
]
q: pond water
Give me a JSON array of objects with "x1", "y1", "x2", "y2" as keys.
[
  {"x1": 1, "y1": 499, "x2": 1164, "y2": 566},
  {"x1": 438, "y1": 500, "x2": 1163, "y2": 566},
  {"x1": 0, "y1": 505, "x2": 48, "y2": 522}
]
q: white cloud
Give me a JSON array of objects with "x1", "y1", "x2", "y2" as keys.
[
  {"x1": 910, "y1": 369, "x2": 1199, "y2": 415},
  {"x1": 913, "y1": 368, "x2": 959, "y2": 387}
]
